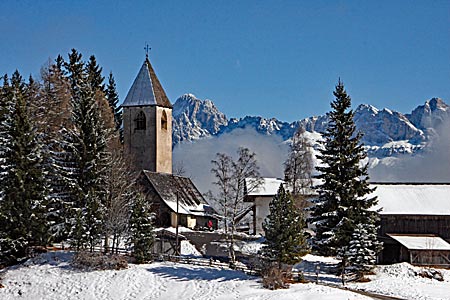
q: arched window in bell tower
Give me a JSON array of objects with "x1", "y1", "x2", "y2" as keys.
[
  {"x1": 135, "y1": 111, "x2": 146, "y2": 130},
  {"x1": 161, "y1": 110, "x2": 168, "y2": 130}
]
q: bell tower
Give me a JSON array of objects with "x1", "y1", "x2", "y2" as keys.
[{"x1": 122, "y1": 56, "x2": 172, "y2": 173}]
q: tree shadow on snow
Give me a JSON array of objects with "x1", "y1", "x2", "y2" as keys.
[
  {"x1": 295, "y1": 259, "x2": 342, "y2": 285},
  {"x1": 147, "y1": 265, "x2": 255, "y2": 282}
]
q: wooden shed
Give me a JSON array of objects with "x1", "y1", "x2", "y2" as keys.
[{"x1": 385, "y1": 234, "x2": 450, "y2": 267}]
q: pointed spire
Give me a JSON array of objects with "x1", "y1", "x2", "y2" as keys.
[{"x1": 121, "y1": 57, "x2": 172, "y2": 108}]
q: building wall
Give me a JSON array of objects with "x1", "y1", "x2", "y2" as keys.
[
  {"x1": 155, "y1": 107, "x2": 172, "y2": 173},
  {"x1": 254, "y1": 196, "x2": 271, "y2": 235},
  {"x1": 380, "y1": 215, "x2": 450, "y2": 241},
  {"x1": 123, "y1": 106, "x2": 172, "y2": 173}
]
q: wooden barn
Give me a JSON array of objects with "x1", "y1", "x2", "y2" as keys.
[
  {"x1": 372, "y1": 183, "x2": 450, "y2": 267},
  {"x1": 244, "y1": 179, "x2": 450, "y2": 267},
  {"x1": 139, "y1": 171, "x2": 218, "y2": 230}
]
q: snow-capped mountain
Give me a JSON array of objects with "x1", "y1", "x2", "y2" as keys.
[
  {"x1": 407, "y1": 98, "x2": 449, "y2": 135},
  {"x1": 172, "y1": 94, "x2": 228, "y2": 145},
  {"x1": 172, "y1": 94, "x2": 449, "y2": 159}
]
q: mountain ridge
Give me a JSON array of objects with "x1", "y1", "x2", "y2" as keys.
[{"x1": 171, "y1": 94, "x2": 449, "y2": 160}]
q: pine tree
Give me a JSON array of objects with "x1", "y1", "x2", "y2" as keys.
[
  {"x1": 262, "y1": 184, "x2": 309, "y2": 266},
  {"x1": 129, "y1": 193, "x2": 154, "y2": 263},
  {"x1": 38, "y1": 61, "x2": 73, "y2": 240},
  {"x1": 0, "y1": 75, "x2": 12, "y2": 197},
  {"x1": 62, "y1": 49, "x2": 110, "y2": 251},
  {"x1": 310, "y1": 80, "x2": 380, "y2": 256},
  {"x1": 0, "y1": 71, "x2": 48, "y2": 264},
  {"x1": 105, "y1": 72, "x2": 122, "y2": 138},
  {"x1": 86, "y1": 55, "x2": 105, "y2": 93},
  {"x1": 342, "y1": 222, "x2": 382, "y2": 279}
]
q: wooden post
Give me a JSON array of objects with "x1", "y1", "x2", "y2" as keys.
[{"x1": 175, "y1": 191, "x2": 180, "y2": 255}]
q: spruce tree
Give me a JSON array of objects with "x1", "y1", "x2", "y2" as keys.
[
  {"x1": 129, "y1": 193, "x2": 155, "y2": 263},
  {"x1": 0, "y1": 71, "x2": 48, "y2": 264},
  {"x1": 262, "y1": 184, "x2": 309, "y2": 266},
  {"x1": 343, "y1": 222, "x2": 382, "y2": 279},
  {"x1": 38, "y1": 61, "x2": 73, "y2": 240},
  {"x1": 105, "y1": 72, "x2": 122, "y2": 137},
  {"x1": 61, "y1": 49, "x2": 110, "y2": 251},
  {"x1": 86, "y1": 55, "x2": 105, "y2": 93},
  {"x1": 311, "y1": 80, "x2": 380, "y2": 256}
]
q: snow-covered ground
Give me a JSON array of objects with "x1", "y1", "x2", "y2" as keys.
[
  {"x1": 0, "y1": 252, "x2": 369, "y2": 300},
  {"x1": 298, "y1": 254, "x2": 450, "y2": 300},
  {"x1": 1, "y1": 252, "x2": 450, "y2": 300}
]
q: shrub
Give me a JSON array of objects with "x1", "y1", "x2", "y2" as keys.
[
  {"x1": 71, "y1": 251, "x2": 128, "y2": 271},
  {"x1": 261, "y1": 262, "x2": 293, "y2": 290}
]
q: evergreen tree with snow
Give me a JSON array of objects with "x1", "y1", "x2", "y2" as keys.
[
  {"x1": 310, "y1": 79, "x2": 380, "y2": 256},
  {"x1": 38, "y1": 60, "x2": 73, "y2": 240},
  {"x1": 342, "y1": 222, "x2": 382, "y2": 279},
  {"x1": 129, "y1": 193, "x2": 155, "y2": 263},
  {"x1": 61, "y1": 49, "x2": 110, "y2": 251},
  {"x1": 262, "y1": 184, "x2": 309, "y2": 266},
  {"x1": 0, "y1": 71, "x2": 49, "y2": 264}
]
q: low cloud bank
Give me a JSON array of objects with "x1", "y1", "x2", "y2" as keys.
[
  {"x1": 173, "y1": 127, "x2": 288, "y2": 194},
  {"x1": 370, "y1": 119, "x2": 450, "y2": 183}
]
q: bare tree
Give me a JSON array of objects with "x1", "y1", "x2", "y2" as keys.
[
  {"x1": 211, "y1": 147, "x2": 262, "y2": 266},
  {"x1": 173, "y1": 160, "x2": 187, "y2": 177},
  {"x1": 284, "y1": 126, "x2": 313, "y2": 209},
  {"x1": 103, "y1": 150, "x2": 139, "y2": 253}
]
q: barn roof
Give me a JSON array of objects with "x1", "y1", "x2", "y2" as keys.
[
  {"x1": 387, "y1": 234, "x2": 450, "y2": 251},
  {"x1": 143, "y1": 171, "x2": 215, "y2": 216},
  {"x1": 371, "y1": 184, "x2": 450, "y2": 215},
  {"x1": 121, "y1": 58, "x2": 172, "y2": 108}
]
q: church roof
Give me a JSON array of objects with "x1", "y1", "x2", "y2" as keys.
[
  {"x1": 121, "y1": 58, "x2": 172, "y2": 108},
  {"x1": 142, "y1": 171, "x2": 215, "y2": 216}
]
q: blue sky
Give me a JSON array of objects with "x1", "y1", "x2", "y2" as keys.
[{"x1": 1, "y1": 0, "x2": 448, "y2": 121}]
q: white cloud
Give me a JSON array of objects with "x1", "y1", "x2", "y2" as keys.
[{"x1": 173, "y1": 127, "x2": 288, "y2": 194}]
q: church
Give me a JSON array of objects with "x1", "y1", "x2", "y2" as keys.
[{"x1": 121, "y1": 55, "x2": 217, "y2": 229}]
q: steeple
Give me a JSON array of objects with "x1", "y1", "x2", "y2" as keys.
[
  {"x1": 122, "y1": 55, "x2": 173, "y2": 174},
  {"x1": 121, "y1": 58, "x2": 172, "y2": 108}
]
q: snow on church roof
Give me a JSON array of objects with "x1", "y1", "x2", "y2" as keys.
[
  {"x1": 121, "y1": 58, "x2": 172, "y2": 108},
  {"x1": 371, "y1": 183, "x2": 450, "y2": 215},
  {"x1": 387, "y1": 234, "x2": 450, "y2": 251}
]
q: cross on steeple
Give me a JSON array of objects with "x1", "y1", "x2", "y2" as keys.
[{"x1": 144, "y1": 43, "x2": 151, "y2": 58}]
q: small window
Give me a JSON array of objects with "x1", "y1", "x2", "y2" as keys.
[
  {"x1": 135, "y1": 111, "x2": 146, "y2": 130},
  {"x1": 161, "y1": 110, "x2": 168, "y2": 130}
]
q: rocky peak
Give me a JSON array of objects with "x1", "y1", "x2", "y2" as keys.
[
  {"x1": 172, "y1": 94, "x2": 228, "y2": 144},
  {"x1": 407, "y1": 97, "x2": 450, "y2": 131}
]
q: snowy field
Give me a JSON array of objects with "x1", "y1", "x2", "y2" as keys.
[
  {"x1": 1, "y1": 252, "x2": 449, "y2": 300},
  {"x1": 0, "y1": 252, "x2": 369, "y2": 300},
  {"x1": 298, "y1": 254, "x2": 450, "y2": 300}
]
